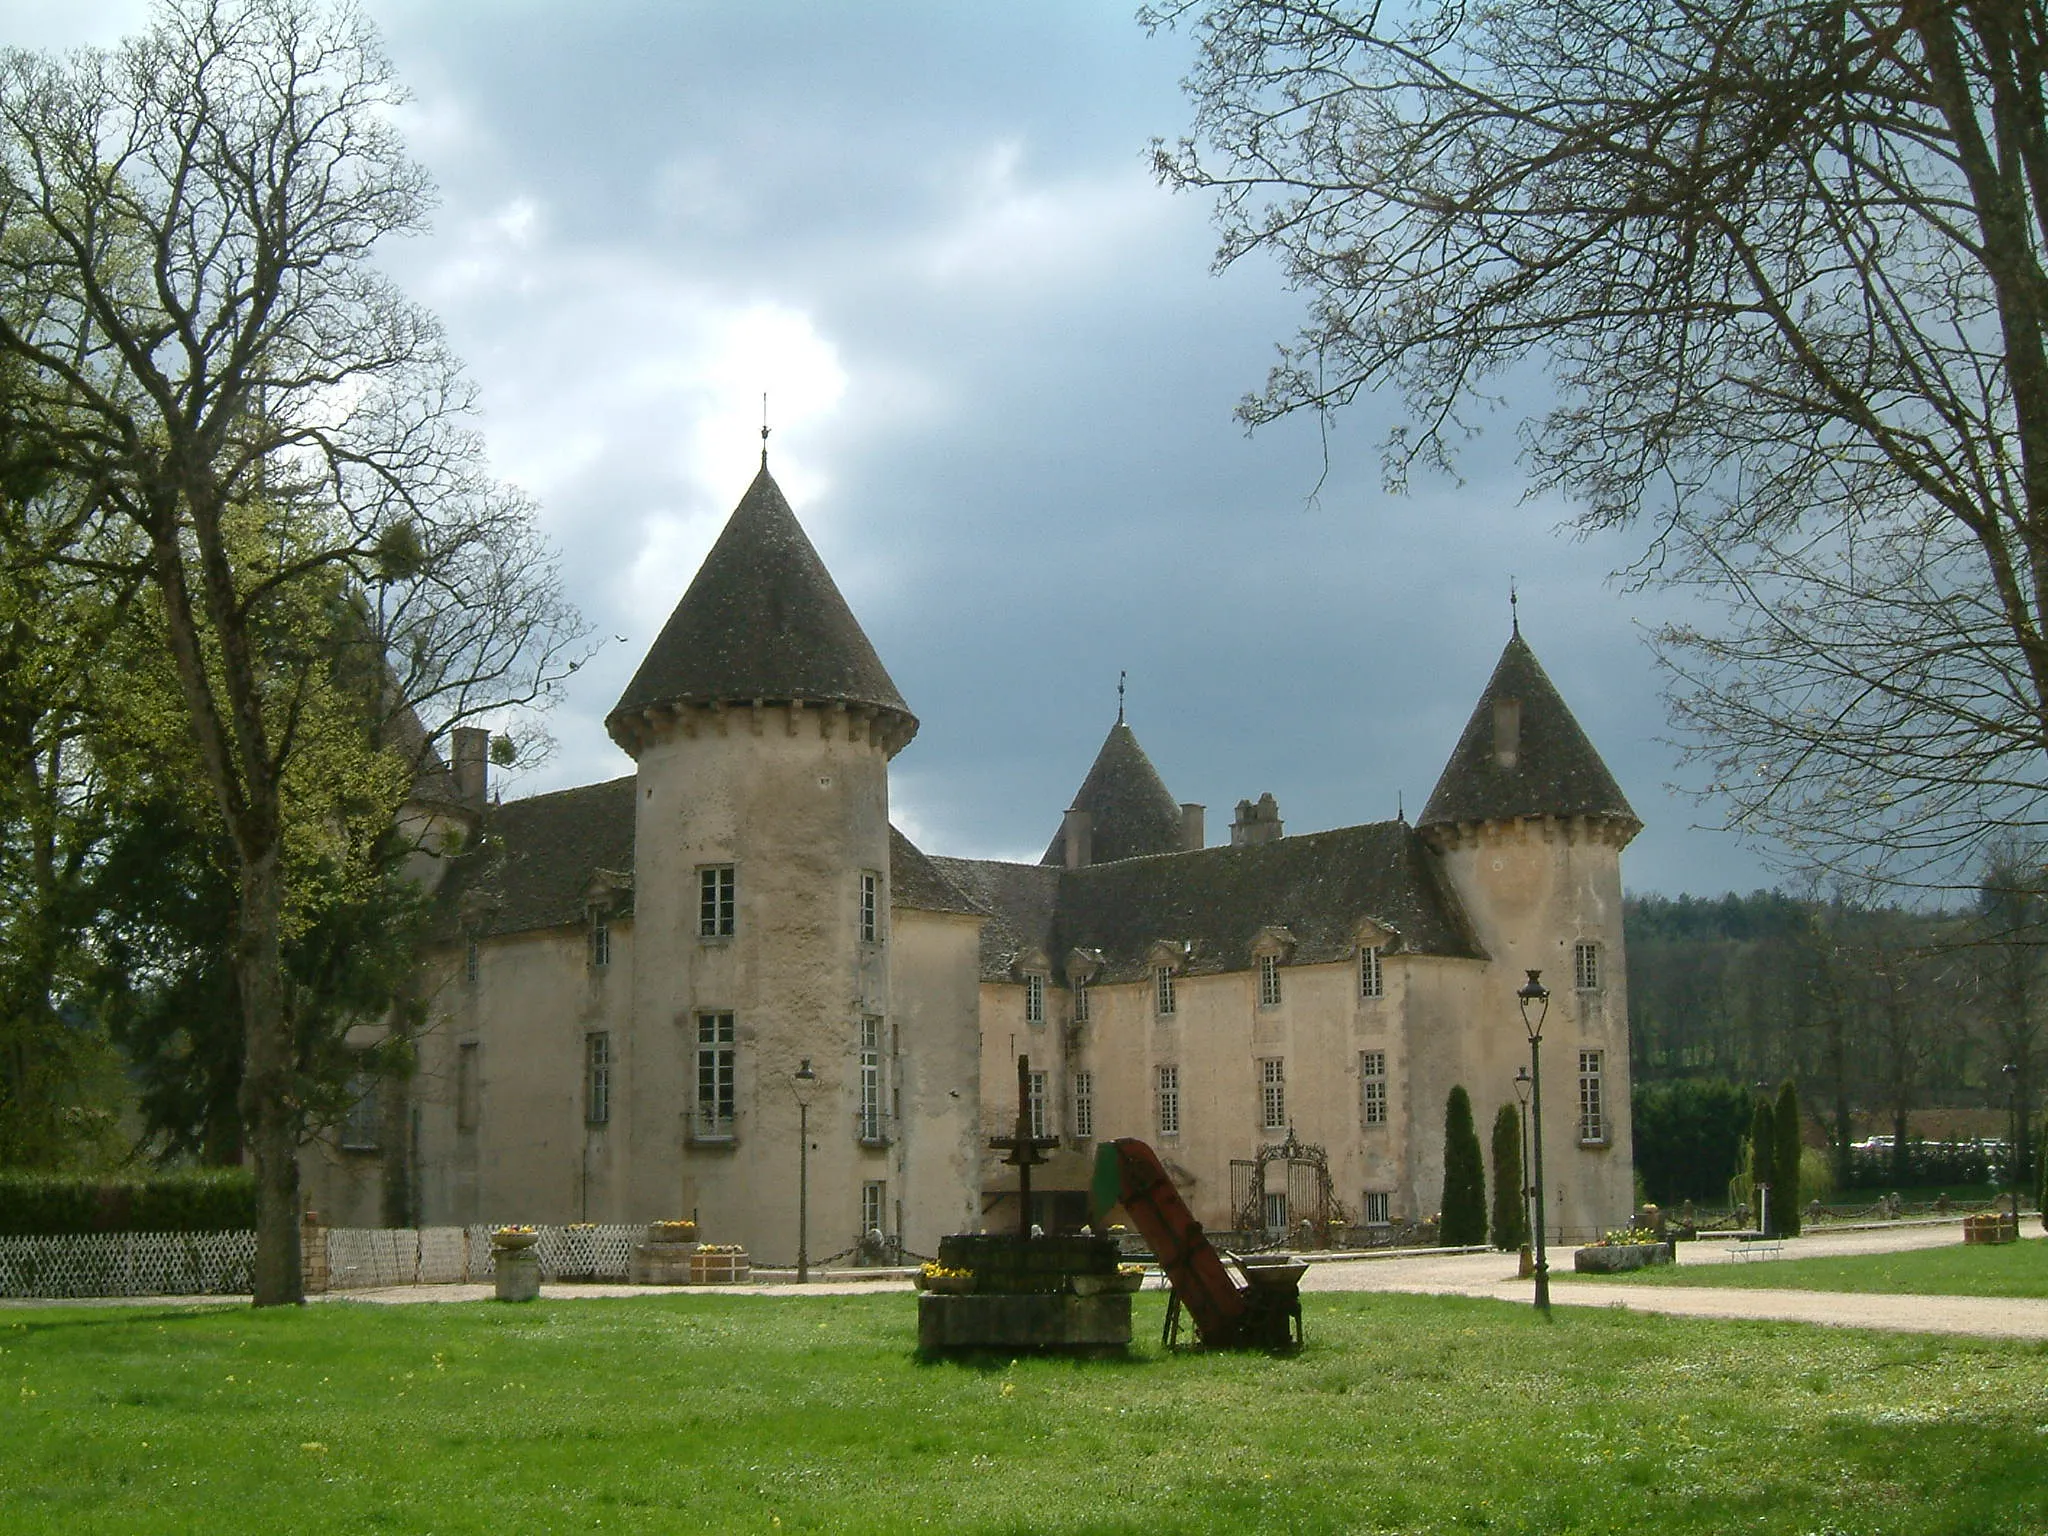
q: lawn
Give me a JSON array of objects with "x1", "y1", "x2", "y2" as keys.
[
  {"x1": 4, "y1": 1291, "x2": 2046, "y2": 1534},
  {"x1": 1563, "y1": 1233, "x2": 2048, "y2": 1298}
]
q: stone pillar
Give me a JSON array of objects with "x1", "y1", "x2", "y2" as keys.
[{"x1": 300, "y1": 1209, "x2": 329, "y2": 1295}]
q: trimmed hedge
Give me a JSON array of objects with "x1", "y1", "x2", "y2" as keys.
[{"x1": 0, "y1": 1170, "x2": 257, "y2": 1235}]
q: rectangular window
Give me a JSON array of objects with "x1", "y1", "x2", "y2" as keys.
[
  {"x1": 1359, "y1": 944, "x2": 1383, "y2": 998},
  {"x1": 456, "y1": 1042, "x2": 480, "y2": 1134},
  {"x1": 1260, "y1": 1058, "x2": 1287, "y2": 1132},
  {"x1": 1156, "y1": 1064, "x2": 1181, "y2": 1137},
  {"x1": 695, "y1": 1012, "x2": 736, "y2": 1140},
  {"x1": 1360, "y1": 1050, "x2": 1387, "y2": 1126},
  {"x1": 859, "y1": 872, "x2": 879, "y2": 943},
  {"x1": 1073, "y1": 1070, "x2": 1094, "y2": 1140},
  {"x1": 1155, "y1": 966, "x2": 1177, "y2": 1017},
  {"x1": 589, "y1": 917, "x2": 610, "y2": 969},
  {"x1": 1579, "y1": 1049, "x2": 1606, "y2": 1143},
  {"x1": 465, "y1": 940, "x2": 480, "y2": 985},
  {"x1": 699, "y1": 865, "x2": 736, "y2": 938},
  {"x1": 1258, "y1": 953, "x2": 1282, "y2": 1008},
  {"x1": 1073, "y1": 985, "x2": 1089, "y2": 1024},
  {"x1": 862, "y1": 1179, "x2": 887, "y2": 1238},
  {"x1": 1363, "y1": 1191, "x2": 1391, "y2": 1225},
  {"x1": 584, "y1": 1031, "x2": 611, "y2": 1126},
  {"x1": 1028, "y1": 1070, "x2": 1049, "y2": 1139},
  {"x1": 858, "y1": 1015, "x2": 887, "y2": 1143},
  {"x1": 1024, "y1": 973, "x2": 1045, "y2": 1027},
  {"x1": 1575, "y1": 941, "x2": 1600, "y2": 992},
  {"x1": 341, "y1": 1065, "x2": 380, "y2": 1150}
]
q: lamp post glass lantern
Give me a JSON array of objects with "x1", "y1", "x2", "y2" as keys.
[
  {"x1": 792, "y1": 1058, "x2": 817, "y2": 1283},
  {"x1": 1517, "y1": 970, "x2": 1551, "y2": 1315}
]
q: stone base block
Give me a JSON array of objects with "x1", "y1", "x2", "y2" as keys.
[
  {"x1": 1573, "y1": 1242, "x2": 1674, "y2": 1274},
  {"x1": 494, "y1": 1250, "x2": 540, "y2": 1302},
  {"x1": 917, "y1": 1292, "x2": 1132, "y2": 1354},
  {"x1": 630, "y1": 1241, "x2": 701, "y2": 1284}
]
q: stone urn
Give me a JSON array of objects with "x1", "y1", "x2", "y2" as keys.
[{"x1": 490, "y1": 1227, "x2": 538, "y2": 1252}]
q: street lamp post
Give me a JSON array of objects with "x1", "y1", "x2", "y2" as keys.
[
  {"x1": 1517, "y1": 970, "x2": 1552, "y2": 1316},
  {"x1": 2003, "y1": 1062, "x2": 2021, "y2": 1235},
  {"x1": 792, "y1": 1058, "x2": 817, "y2": 1283},
  {"x1": 1513, "y1": 1066, "x2": 1533, "y2": 1255}
]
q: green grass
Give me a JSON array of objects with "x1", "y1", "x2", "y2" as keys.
[
  {"x1": 4, "y1": 1292, "x2": 2047, "y2": 1534},
  {"x1": 1564, "y1": 1233, "x2": 2048, "y2": 1298}
]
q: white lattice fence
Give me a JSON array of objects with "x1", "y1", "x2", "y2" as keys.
[
  {"x1": 326, "y1": 1223, "x2": 643, "y2": 1288},
  {"x1": 0, "y1": 1230, "x2": 255, "y2": 1298}
]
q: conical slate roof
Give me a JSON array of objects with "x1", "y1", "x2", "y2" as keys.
[
  {"x1": 1418, "y1": 631, "x2": 1639, "y2": 832},
  {"x1": 606, "y1": 465, "x2": 913, "y2": 748},
  {"x1": 1041, "y1": 719, "x2": 1186, "y2": 866}
]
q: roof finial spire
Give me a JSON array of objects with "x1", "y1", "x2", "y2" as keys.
[
  {"x1": 1117, "y1": 669, "x2": 1126, "y2": 725},
  {"x1": 1397, "y1": 789, "x2": 1405, "y2": 822},
  {"x1": 760, "y1": 392, "x2": 771, "y2": 468},
  {"x1": 1509, "y1": 577, "x2": 1519, "y2": 637}
]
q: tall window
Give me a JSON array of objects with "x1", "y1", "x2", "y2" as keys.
[
  {"x1": 1574, "y1": 941, "x2": 1601, "y2": 991},
  {"x1": 1073, "y1": 985, "x2": 1090, "y2": 1024},
  {"x1": 1360, "y1": 1050, "x2": 1387, "y2": 1126},
  {"x1": 699, "y1": 865, "x2": 736, "y2": 937},
  {"x1": 1025, "y1": 973, "x2": 1045, "y2": 1027},
  {"x1": 695, "y1": 1012, "x2": 736, "y2": 1139},
  {"x1": 1073, "y1": 1070, "x2": 1094, "y2": 1140},
  {"x1": 1579, "y1": 1050, "x2": 1606, "y2": 1143},
  {"x1": 341, "y1": 1064, "x2": 379, "y2": 1150},
  {"x1": 862, "y1": 1180, "x2": 887, "y2": 1238},
  {"x1": 859, "y1": 872, "x2": 879, "y2": 943},
  {"x1": 456, "y1": 1042, "x2": 480, "y2": 1134},
  {"x1": 464, "y1": 940, "x2": 480, "y2": 985},
  {"x1": 589, "y1": 917, "x2": 610, "y2": 969},
  {"x1": 858, "y1": 1016, "x2": 887, "y2": 1143},
  {"x1": 1027, "y1": 1070, "x2": 1050, "y2": 1139},
  {"x1": 1155, "y1": 966, "x2": 1177, "y2": 1017},
  {"x1": 1156, "y1": 1064, "x2": 1181, "y2": 1137},
  {"x1": 1261, "y1": 1058, "x2": 1287, "y2": 1131},
  {"x1": 1359, "y1": 944, "x2": 1383, "y2": 998},
  {"x1": 1363, "y1": 1191, "x2": 1391, "y2": 1225},
  {"x1": 584, "y1": 1031, "x2": 611, "y2": 1126},
  {"x1": 1258, "y1": 953, "x2": 1282, "y2": 1008}
]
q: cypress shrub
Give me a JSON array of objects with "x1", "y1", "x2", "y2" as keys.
[
  {"x1": 1439, "y1": 1085, "x2": 1487, "y2": 1245},
  {"x1": 1749, "y1": 1099, "x2": 1778, "y2": 1234},
  {"x1": 0, "y1": 1170, "x2": 257, "y2": 1236},
  {"x1": 1489, "y1": 1102, "x2": 1527, "y2": 1251},
  {"x1": 1773, "y1": 1080, "x2": 1803, "y2": 1235}
]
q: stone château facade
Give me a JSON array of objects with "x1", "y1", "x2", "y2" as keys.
[{"x1": 303, "y1": 464, "x2": 1641, "y2": 1257}]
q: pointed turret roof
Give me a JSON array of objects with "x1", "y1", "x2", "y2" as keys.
[
  {"x1": 606, "y1": 465, "x2": 914, "y2": 752},
  {"x1": 1041, "y1": 719, "x2": 1187, "y2": 866},
  {"x1": 1418, "y1": 631, "x2": 1639, "y2": 833}
]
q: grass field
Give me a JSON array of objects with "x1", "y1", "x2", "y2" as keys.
[
  {"x1": 4, "y1": 1290, "x2": 2047, "y2": 1534},
  {"x1": 1562, "y1": 1233, "x2": 2048, "y2": 1298}
]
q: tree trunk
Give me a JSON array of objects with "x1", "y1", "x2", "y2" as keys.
[{"x1": 236, "y1": 845, "x2": 301, "y2": 1306}]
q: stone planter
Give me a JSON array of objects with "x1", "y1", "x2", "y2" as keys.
[
  {"x1": 648, "y1": 1221, "x2": 698, "y2": 1244},
  {"x1": 490, "y1": 1229, "x2": 538, "y2": 1252},
  {"x1": 629, "y1": 1240, "x2": 700, "y2": 1285},
  {"x1": 689, "y1": 1249, "x2": 750, "y2": 1284},
  {"x1": 1070, "y1": 1270, "x2": 1143, "y2": 1297},
  {"x1": 1964, "y1": 1213, "x2": 2018, "y2": 1245},
  {"x1": 1573, "y1": 1242, "x2": 1674, "y2": 1274},
  {"x1": 920, "y1": 1272, "x2": 974, "y2": 1295}
]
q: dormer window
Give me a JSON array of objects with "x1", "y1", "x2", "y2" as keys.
[
  {"x1": 1155, "y1": 966, "x2": 1177, "y2": 1017},
  {"x1": 1025, "y1": 973, "x2": 1046, "y2": 1027},
  {"x1": 1360, "y1": 945, "x2": 1383, "y2": 999},
  {"x1": 589, "y1": 916, "x2": 611, "y2": 969},
  {"x1": 1258, "y1": 952, "x2": 1282, "y2": 1008}
]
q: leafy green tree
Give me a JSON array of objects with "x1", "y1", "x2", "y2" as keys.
[
  {"x1": 1438, "y1": 1085, "x2": 1486, "y2": 1246},
  {"x1": 1630, "y1": 1079, "x2": 1752, "y2": 1205},
  {"x1": 0, "y1": 0, "x2": 585, "y2": 1302},
  {"x1": 1489, "y1": 1102, "x2": 1526, "y2": 1252},
  {"x1": 1749, "y1": 1098, "x2": 1778, "y2": 1235},
  {"x1": 1773, "y1": 1080, "x2": 1803, "y2": 1236}
]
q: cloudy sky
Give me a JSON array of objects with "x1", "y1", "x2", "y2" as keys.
[{"x1": 13, "y1": 0, "x2": 1784, "y2": 898}]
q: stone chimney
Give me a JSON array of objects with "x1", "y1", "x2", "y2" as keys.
[
  {"x1": 452, "y1": 726, "x2": 489, "y2": 811},
  {"x1": 1062, "y1": 807, "x2": 1094, "y2": 869},
  {"x1": 1230, "y1": 793, "x2": 1283, "y2": 847},
  {"x1": 1492, "y1": 697, "x2": 1521, "y2": 769},
  {"x1": 1179, "y1": 803, "x2": 1205, "y2": 851}
]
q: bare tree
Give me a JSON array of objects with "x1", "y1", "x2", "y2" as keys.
[
  {"x1": 1148, "y1": 0, "x2": 2048, "y2": 894},
  {"x1": 0, "y1": 0, "x2": 585, "y2": 1302}
]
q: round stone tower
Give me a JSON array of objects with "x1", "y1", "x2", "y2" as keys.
[
  {"x1": 1416, "y1": 626, "x2": 1641, "y2": 1243},
  {"x1": 605, "y1": 462, "x2": 917, "y2": 1263}
]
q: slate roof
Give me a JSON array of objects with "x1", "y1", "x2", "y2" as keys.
[
  {"x1": 1419, "y1": 631, "x2": 1639, "y2": 832},
  {"x1": 1040, "y1": 719, "x2": 1185, "y2": 866},
  {"x1": 606, "y1": 465, "x2": 914, "y2": 745},
  {"x1": 942, "y1": 820, "x2": 1482, "y2": 983},
  {"x1": 436, "y1": 776, "x2": 637, "y2": 940},
  {"x1": 890, "y1": 828, "x2": 984, "y2": 916}
]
